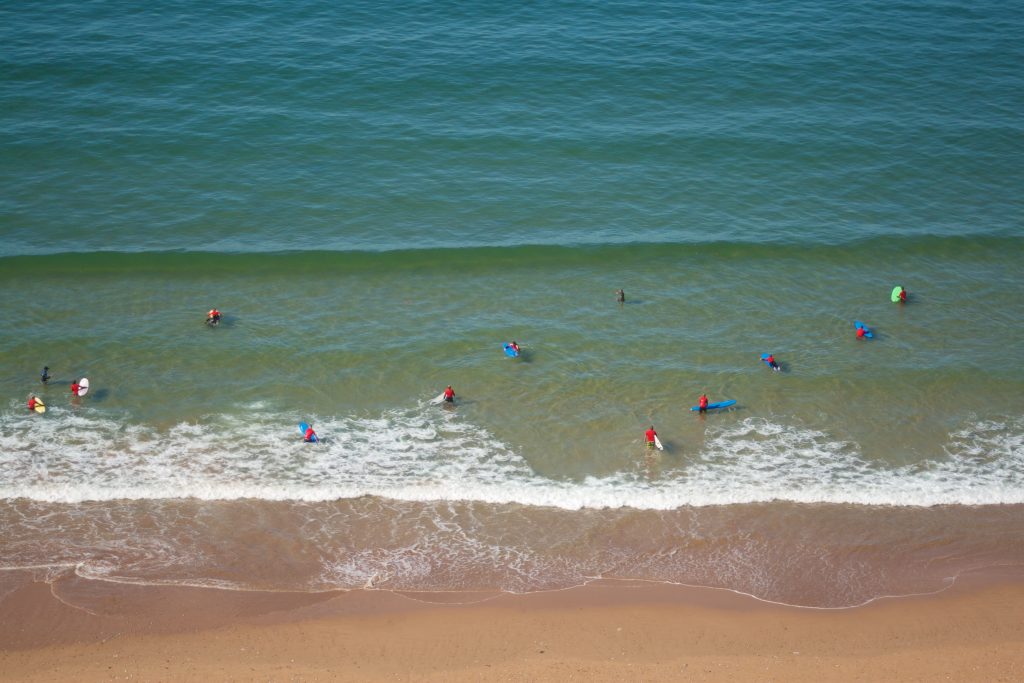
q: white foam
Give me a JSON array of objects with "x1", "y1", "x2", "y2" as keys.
[{"x1": 1, "y1": 403, "x2": 1022, "y2": 508}]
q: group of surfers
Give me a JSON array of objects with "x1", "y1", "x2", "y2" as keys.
[
  {"x1": 644, "y1": 393, "x2": 712, "y2": 449},
  {"x1": 26, "y1": 367, "x2": 87, "y2": 413},
  {"x1": 306, "y1": 282, "x2": 910, "y2": 448},
  {"x1": 30, "y1": 289, "x2": 909, "y2": 445},
  {"x1": 303, "y1": 383, "x2": 458, "y2": 443},
  {"x1": 642, "y1": 285, "x2": 910, "y2": 449},
  {"x1": 25, "y1": 308, "x2": 227, "y2": 414}
]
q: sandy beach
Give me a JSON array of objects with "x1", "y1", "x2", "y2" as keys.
[{"x1": 2, "y1": 568, "x2": 1022, "y2": 682}]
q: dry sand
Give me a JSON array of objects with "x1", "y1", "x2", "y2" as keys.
[{"x1": 1, "y1": 569, "x2": 1023, "y2": 682}]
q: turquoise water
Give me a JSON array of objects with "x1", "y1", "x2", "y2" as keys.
[{"x1": 1, "y1": 0, "x2": 1022, "y2": 607}]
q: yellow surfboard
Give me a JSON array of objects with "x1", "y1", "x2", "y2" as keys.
[{"x1": 33, "y1": 398, "x2": 46, "y2": 414}]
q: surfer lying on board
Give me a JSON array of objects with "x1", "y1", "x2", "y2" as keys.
[
  {"x1": 510, "y1": 341, "x2": 520, "y2": 354},
  {"x1": 303, "y1": 424, "x2": 317, "y2": 443},
  {"x1": 645, "y1": 426, "x2": 658, "y2": 448},
  {"x1": 443, "y1": 385, "x2": 455, "y2": 403},
  {"x1": 698, "y1": 394, "x2": 709, "y2": 414},
  {"x1": 206, "y1": 308, "x2": 221, "y2": 325},
  {"x1": 764, "y1": 354, "x2": 780, "y2": 371}
]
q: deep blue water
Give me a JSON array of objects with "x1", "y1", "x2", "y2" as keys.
[{"x1": 2, "y1": 0, "x2": 1022, "y2": 254}]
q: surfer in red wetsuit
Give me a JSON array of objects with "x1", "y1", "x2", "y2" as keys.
[
  {"x1": 698, "y1": 394, "x2": 709, "y2": 414},
  {"x1": 443, "y1": 385, "x2": 455, "y2": 403},
  {"x1": 856, "y1": 326, "x2": 866, "y2": 339},
  {"x1": 206, "y1": 308, "x2": 221, "y2": 325},
  {"x1": 510, "y1": 341, "x2": 520, "y2": 354},
  {"x1": 70, "y1": 379, "x2": 80, "y2": 396},
  {"x1": 645, "y1": 426, "x2": 658, "y2": 448},
  {"x1": 765, "y1": 354, "x2": 780, "y2": 371},
  {"x1": 28, "y1": 396, "x2": 38, "y2": 412},
  {"x1": 304, "y1": 424, "x2": 317, "y2": 442}
]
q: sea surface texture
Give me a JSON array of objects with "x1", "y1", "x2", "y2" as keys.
[{"x1": 1, "y1": 0, "x2": 1022, "y2": 608}]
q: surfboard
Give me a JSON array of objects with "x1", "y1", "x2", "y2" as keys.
[
  {"x1": 33, "y1": 398, "x2": 45, "y2": 414},
  {"x1": 430, "y1": 391, "x2": 446, "y2": 405},
  {"x1": 76, "y1": 378, "x2": 90, "y2": 397},
  {"x1": 299, "y1": 421, "x2": 318, "y2": 443},
  {"x1": 854, "y1": 321, "x2": 874, "y2": 339},
  {"x1": 503, "y1": 344, "x2": 519, "y2": 358},
  {"x1": 653, "y1": 434, "x2": 664, "y2": 451},
  {"x1": 690, "y1": 399, "x2": 737, "y2": 412},
  {"x1": 891, "y1": 286, "x2": 903, "y2": 303}
]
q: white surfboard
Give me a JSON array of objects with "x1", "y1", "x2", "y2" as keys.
[
  {"x1": 430, "y1": 391, "x2": 446, "y2": 405},
  {"x1": 77, "y1": 378, "x2": 90, "y2": 397},
  {"x1": 653, "y1": 434, "x2": 664, "y2": 451}
]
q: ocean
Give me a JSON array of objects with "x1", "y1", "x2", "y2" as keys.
[{"x1": 1, "y1": 0, "x2": 1022, "y2": 608}]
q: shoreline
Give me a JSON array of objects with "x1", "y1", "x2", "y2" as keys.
[{"x1": 2, "y1": 567, "x2": 1022, "y2": 681}]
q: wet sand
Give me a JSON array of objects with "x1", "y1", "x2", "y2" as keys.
[{"x1": 1, "y1": 569, "x2": 1022, "y2": 682}]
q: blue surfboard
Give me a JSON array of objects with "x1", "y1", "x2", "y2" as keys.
[
  {"x1": 299, "y1": 421, "x2": 318, "y2": 443},
  {"x1": 690, "y1": 399, "x2": 737, "y2": 412},
  {"x1": 503, "y1": 343, "x2": 520, "y2": 358},
  {"x1": 854, "y1": 320, "x2": 874, "y2": 339}
]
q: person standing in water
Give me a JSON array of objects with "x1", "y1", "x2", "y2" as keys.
[
  {"x1": 443, "y1": 385, "x2": 455, "y2": 403},
  {"x1": 303, "y1": 424, "x2": 317, "y2": 443},
  {"x1": 698, "y1": 393, "x2": 709, "y2": 414},
  {"x1": 206, "y1": 308, "x2": 221, "y2": 325},
  {"x1": 70, "y1": 379, "x2": 81, "y2": 396},
  {"x1": 40, "y1": 366, "x2": 50, "y2": 384},
  {"x1": 616, "y1": 289, "x2": 625, "y2": 304},
  {"x1": 28, "y1": 395, "x2": 39, "y2": 412},
  {"x1": 644, "y1": 425, "x2": 658, "y2": 448}
]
